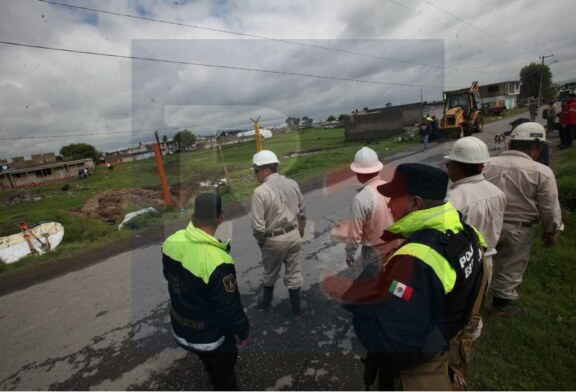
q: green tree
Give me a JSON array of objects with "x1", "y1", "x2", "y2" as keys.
[
  {"x1": 326, "y1": 115, "x2": 336, "y2": 122},
  {"x1": 520, "y1": 62, "x2": 554, "y2": 101},
  {"x1": 338, "y1": 114, "x2": 348, "y2": 122},
  {"x1": 59, "y1": 143, "x2": 101, "y2": 161},
  {"x1": 286, "y1": 117, "x2": 301, "y2": 129},
  {"x1": 301, "y1": 116, "x2": 313, "y2": 128},
  {"x1": 162, "y1": 135, "x2": 168, "y2": 144},
  {"x1": 173, "y1": 129, "x2": 197, "y2": 151}
]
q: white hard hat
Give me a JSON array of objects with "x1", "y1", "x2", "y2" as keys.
[
  {"x1": 509, "y1": 122, "x2": 550, "y2": 143},
  {"x1": 350, "y1": 147, "x2": 383, "y2": 174},
  {"x1": 252, "y1": 150, "x2": 279, "y2": 166},
  {"x1": 443, "y1": 136, "x2": 490, "y2": 164}
]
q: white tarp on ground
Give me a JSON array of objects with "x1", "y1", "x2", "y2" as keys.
[
  {"x1": 0, "y1": 222, "x2": 65, "y2": 264},
  {"x1": 117, "y1": 207, "x2": 160, "y2": 230},
  {"x1": 237, "y1": 129, "x2": 273, "y2": 138}
]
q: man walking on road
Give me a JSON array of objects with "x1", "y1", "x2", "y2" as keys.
[
  {"x1": 483, "y1": 122, "x2": 564, "y2": 317},
  {"x1": 162, "y1": 193, "x2": 250, "y2": 390},
  {"x1": 341, "y1": 147, "x2": 395, "y2": 269},
  {"x1": 445, "y1": 137, "x2": 506, "y2": 284},
  {"x1": 251, "y1": 150, "x2": 307, "y2": 318}
]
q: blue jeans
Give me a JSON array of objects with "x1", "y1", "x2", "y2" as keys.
[{"x1": 422, "y1": 134, "x2": 429, "y2": 150}]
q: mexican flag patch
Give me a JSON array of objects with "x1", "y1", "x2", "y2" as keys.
[{"x1": 389, "y1": 280, "x2": 414, "y2": 301}]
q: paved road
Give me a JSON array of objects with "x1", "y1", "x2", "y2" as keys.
[{"x1": 0, "y1": 113, "x2": 550, "y2": 390}]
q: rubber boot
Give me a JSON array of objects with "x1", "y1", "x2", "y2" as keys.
[
  {"x1": 289, "y1": 288, "x2": 305, "y2": 319},
  {"x1": 258, "y1": 285, "x2": 274, "y2": 313}
]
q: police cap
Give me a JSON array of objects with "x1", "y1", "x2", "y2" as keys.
[{"x1": 377, "y1": 163, "x2": 448, "y2": 200}]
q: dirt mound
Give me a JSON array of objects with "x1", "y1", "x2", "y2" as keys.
[
  {"x1": 81, "y1": 188, "x2": 166, "y2": 224},
  {"x1": 79, "y1": 182, "x2": 202, "y2": 224}
]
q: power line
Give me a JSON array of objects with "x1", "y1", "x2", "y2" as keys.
[
  {"x1": 0, "y1": 40, "x2": 445, "y2": 88},
  {"x1": 420, "y1": 0, "x2": 537, "y2": 54},
  {"x1": 35, "y1": 0, "x2": 494, "y2": 75},
  {"x1": 0, "y1": 129, "x2": 149, "y2": 140},
  {"x1": 388, "y1": 0, "x2": 535, "y2": 55},
  {"x1": 0, "y1": 116, "x2": 291, "y2": 141}
]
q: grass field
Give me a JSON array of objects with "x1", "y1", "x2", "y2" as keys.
[
  {"x1": 468, "y1": 142, "x2": 576, "y2": 390},
  {"x1": 0, "y1": 127, "x2": 414, "y2": 274}
]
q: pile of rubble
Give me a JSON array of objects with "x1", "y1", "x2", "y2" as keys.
[{"x1": 81, "y1": 188, "x2": 166, "y2": 224}]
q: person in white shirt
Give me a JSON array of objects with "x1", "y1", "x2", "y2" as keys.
[
  {"x1": 444, "y1": 137, "x2": 506, "y2": 286},
  {"x1": 343, "y1": 147, "x2": 395, "y2": 270},
  {"x1": 483, "y1": 123, "x2": 563, "y2": 317},
  {"x1": 251, "y1": 150, "x2": 307, "y2": 319}
]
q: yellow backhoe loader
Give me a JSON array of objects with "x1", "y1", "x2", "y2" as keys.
[{"x1": 439, "y1": 81, "x2": 484, "y2": 139}]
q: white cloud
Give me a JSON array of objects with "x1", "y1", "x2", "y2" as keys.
[{"x1": 0, "y1": 0, "x2": 574, "y2": 158}]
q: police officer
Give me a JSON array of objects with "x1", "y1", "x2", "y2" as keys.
[
  {"x1": 251, "y1": 150, "x2": 307, "y2": 318},
  {"x1": 327, "y1": 163, "x2": 487, "y2": 390},
  {"x1": 162, "y1": 193, "x2": 250, "y2": 390}
]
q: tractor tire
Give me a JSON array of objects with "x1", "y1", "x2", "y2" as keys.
[
  {"x1": 474, "y1": 114, "x2": 484, "y2": 133},
  {"x1": 462, "y1": 122, "x2": 474, "y2": 137}
]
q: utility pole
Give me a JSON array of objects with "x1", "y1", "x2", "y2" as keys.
[{"x1": 538, "y1": 54, "x2": 553, "y2": 106}]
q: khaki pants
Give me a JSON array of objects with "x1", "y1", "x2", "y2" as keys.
[
  {"x1": 261, "y1": 230, "x2": 303, "y2": 289},
  {"x1": 490, "y1": 223, "x2": 535, "y2": 300}
]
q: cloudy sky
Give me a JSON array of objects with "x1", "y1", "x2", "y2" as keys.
[{"x1": 1, "y1": 0, "x2": 575, "y2": 159}]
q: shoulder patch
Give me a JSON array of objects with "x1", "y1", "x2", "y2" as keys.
[
  {"x1": 223, "y1": 274, "x2": 237, "y2": 293},
  {"x1": 389, "y1": 280, "x2": 414, "y2": 301}
]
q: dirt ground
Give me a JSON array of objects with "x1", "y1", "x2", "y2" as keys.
[{"x1": 77, "y1": 182, "x2": 201, "y2": 224}]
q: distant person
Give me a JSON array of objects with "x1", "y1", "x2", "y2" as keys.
[
  {"x1": 558, "y1": 92, "x2": 576, "y2": 149},
  {"x1": 430, "y1": 114, "x2": 440, "y2": 142},
  {"x1": 325, "y1": 163, "x2": 487, "y2": 390},
  {"x1": 162, "y1": 193, "x2": 250, "y2": 390},
  {"x1": 251, "y1": 150, "x2": 307, "y2": 319},
  {"x1": 341, "y1": 147, "x2": 395, "y2": 269},
  {"x1": 77, "y1": 167, "x2": 90, "y2": 179},
  {"x1": 418, "y1": 117, "x2": 432, "y2": 151},
  {"x1": 483, "y1": 123, "x2": 563, "y2": 317},
  {"x1": 546, "y1": 101, "x2": 557, "y2": 133},
  {"x1": 528, "y1": 98, "x2": 538, "y2": 122},
  {"x1": 444, "y1": 137, "x2": 506, "y2": 285}
]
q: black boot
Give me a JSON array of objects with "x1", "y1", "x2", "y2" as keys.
[
  {"x1": 258, "y1": 285, "x2": 274, "y2": 313},
  {"x1": 491, "y1": 296, "x2": 521, "y2": 317},
  {"x1": 492, "y1": 296, "x2": 510, "y2": 309},
  {"x1": 289, "y1": 288, "x2": 306, "y2": 319}
]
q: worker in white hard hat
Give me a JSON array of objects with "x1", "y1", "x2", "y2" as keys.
[
  {"x1": 444, "y1": 136, "x2": 506, "y2": 287},
  {"x1": 342, "y1": 146, "x2": 396, "y2": 270},
  {"x1": 483, "y1": 123, "x2": 564, "y2": 317},
  {"x1": 250, "y1": 150, "x2": 307, "y2": 319}
]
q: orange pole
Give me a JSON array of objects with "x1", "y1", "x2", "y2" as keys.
[{"x1": 153, "y1": 143, "x2": 171, "y2": 207}]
